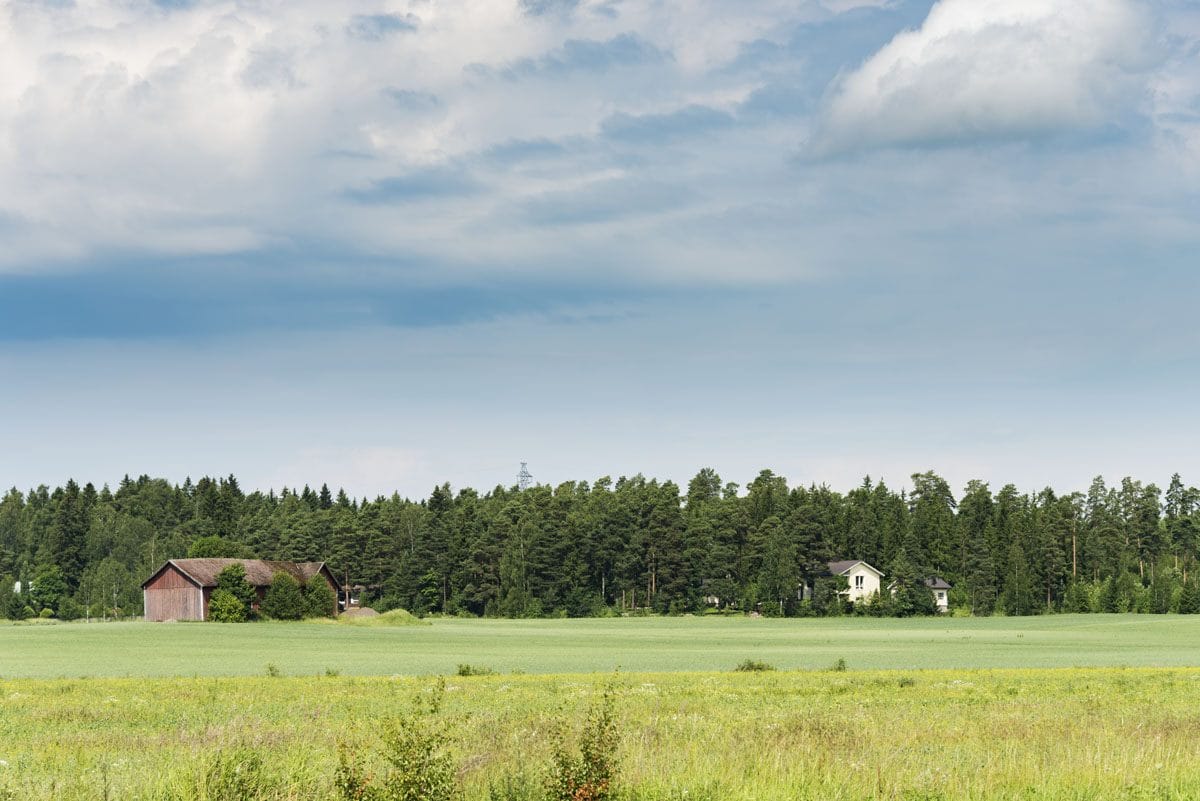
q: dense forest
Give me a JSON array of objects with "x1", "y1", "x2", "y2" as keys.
[{"x1": 3, "y1": 469, "x2": 1200, "y2": 620}]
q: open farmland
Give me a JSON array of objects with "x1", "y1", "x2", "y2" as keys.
[
  {"x1": 4, "y1": 614, "x2": 1200, "y2": 678},
  {"x1": 3, "y1": 667, "x2": 1200, "y2": 800},
  {"x1": 5, "y1": 616, "x2": 1200, "y2": 799}
]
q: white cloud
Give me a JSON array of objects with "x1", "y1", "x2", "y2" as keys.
[
  {"x1": 0, "y1": 0, "x2": 807, "y2": 274},
  {"x1": 812, "y1": 0, "x2": 1156, "y2": 154}
]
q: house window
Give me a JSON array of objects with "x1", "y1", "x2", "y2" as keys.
[
  {"x1": 937, "y1": 592, "x2": 945, "y2": 600},
  {"x1": 855, "y1": 575, "x2": 864, "y2": 589}
]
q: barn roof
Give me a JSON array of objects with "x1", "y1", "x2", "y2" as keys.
[
  {"x1": 142, "y1": 559, "x2": 338, "y2": 590},
  {"x1": 924, "y1": 576, "x2": 952, "y2": 590}
]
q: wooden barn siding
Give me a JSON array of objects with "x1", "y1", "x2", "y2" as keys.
[
  {"x1": 146, "y1": 567, "x2": 195, "y2": 590},
  {"x1": 317, "y1": 568, "x2": 340, "y2": 615},
  {"x1": 145, "y1": 587, "x2": 204, "y2": 621},
  {"x1": 144, "y1": 565, "x2": 205, "y2": 621}
]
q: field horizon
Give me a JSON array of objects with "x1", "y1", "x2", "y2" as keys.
[{"x1": 3, "y1": 613, "x2": 1200, "y2": 679}]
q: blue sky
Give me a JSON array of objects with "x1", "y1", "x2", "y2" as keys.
[{"x1": 1, "y1": 0, "x2": 1199, "y2": 499}]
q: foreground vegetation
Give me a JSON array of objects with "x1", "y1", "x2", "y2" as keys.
[
  {"x1": 5, "y1": 469, "x2": 1200, "y2": 622},
  {"x1": 2, "y1": 667, "x2": 1200, "y2": 800},
  {"x1": 4, "y1": 615, "x2": 1200, "y2": 678}
]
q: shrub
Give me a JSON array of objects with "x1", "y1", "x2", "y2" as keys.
[
  {"x1": 336, "y1": 679, "x2": 456, "y2": 801},
  {"x1": 215, "y1": 564, "x2": 257, "y2": 620},
  {"x1": 830, "y1": 658, "x2": 848, "y2": 672},
  {"x1": 261, "y1": 572, "x2": 305, "y2": 620},
  {"x1": 265, "y1": 662, "x2": 281, "y2": 678},
  {"x1": 733, "y1": 659, "x2": 775, "y2": 672},
  {"x1": 38, "y1": 607, "x2": 54, "y2": 619},
  {"x1": 456, "y1": 664, "x2": 495, "y2": 677},
  {"x1": 57, "y1": 595, "x2": 83, "y2": 621},
  {"x1": 209, "y1": 589, "x2": 246, "y2": 623},
  {"x1": 547, "y1": 680, "x2": 620, "y2": 801},
  {"x1": 303, "y1": 579, "x2": 337, "y2": 619}
]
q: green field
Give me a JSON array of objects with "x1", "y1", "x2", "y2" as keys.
[
  {"x1": 4, "y1": 614, "x2": 1200, "y2": 678},
  {"x1": 3, "y1": 667, "x2": 1200, "y2": 800},
  {"x1": 6, "y1": 616, "x2": 1200, "y2": 800}
]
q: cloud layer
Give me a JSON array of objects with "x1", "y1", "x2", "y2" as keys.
[{"x1": 2, "y1": 0, "x2": 1200, "y2": 498}]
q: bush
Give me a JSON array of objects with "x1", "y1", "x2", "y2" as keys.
[
  {"x1": 456, "y1": 663, "x2": 495, "y2": 677},
  {"x1": 733, "y1": 659, "x2": 775, "y2": 672},
  {"x1": 547, "y1": 680, "x2": 620, "y2": 801},
  {"x1": 215, "y1": 564, "x2": 257, "y2": 620},
  {"x1": 336, "y1": 679, "x2": 456, "y2": 801},
  {"x1": 209, "y1": 589, "x2": 246, "y2": 623},
  {"x1": 38, "y1": 607, "x2": 54, "y2": 619},
  {"x1": 303, "y1": 579, "x2": 337, "y2": 619},
  {"x1": 261, "y1": 572, "x2": 305, "y2": 620},
  {"x1": 830, "y1": 658, "x2": 848, "y2": 672},
  {"x1": 57, "y1": 595, "x2": 83, "y2": 621}
]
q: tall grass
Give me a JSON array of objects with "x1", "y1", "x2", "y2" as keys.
[{"x1": 3, "y1": 669, "x2": 1200, "y2": 799}]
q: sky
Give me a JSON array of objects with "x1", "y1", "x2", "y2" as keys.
[{"x1": 1, "y1": 0, "x2": 1199, "y2": 500}]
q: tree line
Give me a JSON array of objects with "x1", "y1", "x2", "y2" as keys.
[{"x1": 2, "y1": 469, "x2": 1200, "y2": 620}]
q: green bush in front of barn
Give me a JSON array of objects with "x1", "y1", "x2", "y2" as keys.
[
  {"x1": 261, "y1": 572, "x2": 305, "y2": 620},
  {"x1": 303, "y1": 579, "x2": 337, "y2": 619},
  {"x1": 215, "y1": 564, "x2": 258, "y2": 621},
  {"x1": 209, "y1": 589, "x2": 247, "y2": 622}
]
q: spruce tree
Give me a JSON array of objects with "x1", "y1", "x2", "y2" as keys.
[
  {"x1": 889, "y1": 547, "x2": 935, "y2": 617},
  {"x1": 1178, "y1": 577, "x2": 1200, "y2": 614}
]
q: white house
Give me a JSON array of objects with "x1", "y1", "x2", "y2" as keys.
[
  {"x1": 925, "y1": 577, "x2": 951, "y2": 613},
  {"x1": 827, "y1": 560, "x2": 884, "y2": 604}
]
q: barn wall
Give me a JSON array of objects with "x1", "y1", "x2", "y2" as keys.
[
  {"x1": 145, "y1": 587, "x2": 204, "y2": 620},
  {"x1": 146, "y1": 568, "x2": 195, "y2": 590},
  {"x1": 316, "y1": 569, "x2": 340, "y2": 616},
  {"x1": 144, "y1": 565, "x2": 204, "y2": 621}
]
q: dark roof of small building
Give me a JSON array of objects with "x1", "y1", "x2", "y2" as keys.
[
  {"x1": 827, "y1": 560, "x2": 884, "y2": 577},
  {"x1": 924, "y1": 576, "x2": 952, "y2": 590},
  {"x1": 142, "y1": 559, "x2": 338, "y2": 590}
]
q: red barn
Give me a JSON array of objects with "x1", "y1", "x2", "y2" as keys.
[{"x1": 142, "y1": 558, "x2": 340, "y2": 621}]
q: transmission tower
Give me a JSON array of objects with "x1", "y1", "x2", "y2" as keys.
[{"x1": 518, "y1": 462, "x2": 533, "y2": 491}]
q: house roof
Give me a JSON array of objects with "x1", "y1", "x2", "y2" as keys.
[
  {"x1": 924, "y1": 577, "x2": 952, "y2": 590},
  {"x1": 142, "y1": 559, "x2": 339, "y2": 590},
  {"x1": 827, "y1": 560, "x2": 884, "y2": 577}
]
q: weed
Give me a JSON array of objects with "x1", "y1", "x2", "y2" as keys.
[
  {"x1": 898, "y1": 676, "x2": 915, "y2": 688},
  {"x1": 488, "y1": 771, "x2": 543, "y2": 801},
  {"x1": 733, "y1": 659, "x2": 775, "y2": 672},
  {"x1": 830, "y1": 658, "x2": 848, "y2": 672},
  {"x1": 202, "y1": 746, "x2": 272, "y2": 801},
  {"x1": 326, "y1": 667, "x2": 341, "y2": 677},
  {"x1": 547, "y1": 679, "x2": 620, "y2": 801},
  {"x1": 265, "y1": 662, "x2": 282, "y2": 678},
  {"x1": 337, "y1": 678, "x2": 456, "y2": 801}
]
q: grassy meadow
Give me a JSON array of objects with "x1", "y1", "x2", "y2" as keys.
[
  {"x1": 5, "y1": 616, "x2": 1200, "y2": 799},
  {"x1": 5, "y1": 614, "x2": 1200, "y2": 678},
  {"x1": 3, "y1": 668, "x2": 1200, "y2": 800}
]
